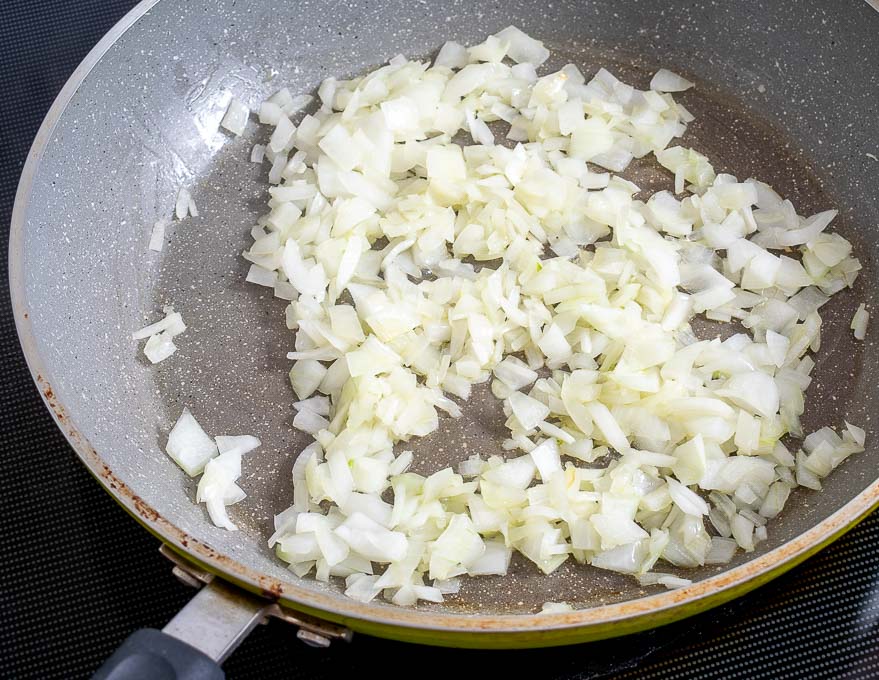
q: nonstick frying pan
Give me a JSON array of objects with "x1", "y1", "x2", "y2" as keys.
[{"x1": 9, "y1": 0, "x2": 879, "y2": 674}]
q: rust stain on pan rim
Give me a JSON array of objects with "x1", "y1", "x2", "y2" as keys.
[{"x1": 8, "y1": 0, "x2": 879, "y2": 639}]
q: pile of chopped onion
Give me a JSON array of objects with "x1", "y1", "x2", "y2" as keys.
[{"x1": 238, "y1": 27, "x2": 866, "y2": 605}]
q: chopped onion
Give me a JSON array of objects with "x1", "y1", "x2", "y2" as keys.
[
  {"x1": 530, "y1": 439, "x2": 562, "y2": 480},
  {"x1": 637, "y1": 572, "x2": 693, "y2": 589},
  {"x1": 215, "y1": 435, "x2": 261, "y2": 457},
  {"x1": 335, "y1": 512, "x2": 408, "y2": 563},
  {"x1": 704, "y1": 537, "x2": 737, "y2": 565},
  {"x1": 197, "y1": 450, "x2": 245, "y2": 531},
  {"x1": 227, "y1": 27, "x2": 868, "y2": 606},
  {"x1": 245, "y1": 264, "x2": 277, "y2": 287},
  {"x1": 133, "y1": 309, "x2": 186, "y2": 340},
  {"x1": 851, "y1": 303, "x2": 869, "y2": 340},
  {"x1": 494, "y1": 356, "x2": 538, "y2": 390},
  {"x1": 494, "y1": 26, "x2": 550, "y2": 66},
  {"x1": 166, "y1": 409, "x2": 218, "y2": 477},
  {"x1": 175, "y1": 187, "x2": 191, "y2": 220},
  {"x1": 435, "y1": 41, "x2": 469, "y2": 70},
  {"x1": 250, "y1": 144, "x2": 266, "y2": 163},
  {"x1": 666, "y1": 478, "x2": 709, "y2": 516},
  {"x1": 650, "y1": 69, "x2": 694, "y2": 93},
  {"x1": 144, "y1": 332, "x2": 176, "y2": 363},
  {"x1": 134, "y1": 307, "x2": 186, "y2": 364},
  {"x1": 508, "y1": 391, "x2": 551, "y2": 431},
  {"x1": 148, "y1": 219, "x2": 167, "y2": 252},
  {"x1": 221, "y1": 96, "x2": 249, "y2": 136}
]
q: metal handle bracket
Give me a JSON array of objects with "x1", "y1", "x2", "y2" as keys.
[{"x1": 159, "y1": 544, "x2": 352, "y2": 658}]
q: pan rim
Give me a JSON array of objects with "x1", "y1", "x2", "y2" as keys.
[{"x1": 9, "y1": 0, "x2": 879, "y2": 639}]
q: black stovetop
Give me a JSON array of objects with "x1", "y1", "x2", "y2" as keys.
[{"x1": 2, "y1": 2, "x2": 877, "y2": 678}]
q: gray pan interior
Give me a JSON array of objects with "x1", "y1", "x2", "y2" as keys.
[{"x1": 12, "y1": 0, "x2": 879, "y2": 623}]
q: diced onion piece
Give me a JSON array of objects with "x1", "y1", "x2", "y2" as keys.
[
  {"x1": 246, "y1": 264, "x2": 277, "y2": 287},
  {"x1": 148, "y1": 219, "x2": 166, "y2": 252},
  {"x1": 293, "y1": 408, "x2": 329, "y2": 435},
  {"x1": 704, "y1": 537, "x2": 737, "y2": 565},
  {"x1": 197, "y1": 450, "x2": 245, "y2": 531},
  {"x1": 166, "y1": 409, "x2": 218, "y2": 477},
  {"x1": 466, "y1": 110, "x2": 494, "y2": 146},
  {"x1": 494, "y1": 356, "x2": 538, "y2": 391},
  {"x1": 221, "y1": 96, "x2": 250, "y2": 136},
  {"x1": 716, "y1": 372, "x2": 779, "y2": 418},
  {"x1": 637, "y1": 572, "x2": 693, "y2": 589},
  {"x1": 144, "y1": 332, "x2": 177, "y2": 363},
  {"x1": 435, "y1": 41, "x2": 469, "y2": 69},
  {"x1": 851, "y1": 303, "x2": 869, "y2": 340},
  {"x1": 289, "y1": 359, "x2": 328, "y2": 400},
  {"x1": 134, "y1": 307, "x2": 187, "y2": 364},
  {"x1": 667, "y1": 478, "x2": 709, "y2": 516},
  {"x1": 259, "y1": 102, "x2": 283, "y2": 126},
  {"x1": 468, "y1": 540, "x2": 512, "y2": 575},
  {"x1": 434, "y1": 577, "x2": 462, "y2": 594},
  {"x1": 530, "y1": 439, "x2": 562, "y2": 480},
  {"x1": 133, "y1": 310, "x2": 187, "y2": 340},
  {"x1": 175, "y1": 187, "x2": 190, "y2": 220},
  {"x1": 270, "y1": 115, "x2": 296, "y2": 154},
  {"x1": 215, "y1": 435, "x2": 261, "y2": 457},
  {"x1": 494, "y1": 26, "x2": 550, "y2": 66},
  {"x1": 508, "y1": 391, "x2": 551, "y2": 430},
  {"x1": 335, "y1": 512, "x2": 408, "y2": 562},
  {"x1": 650, "y1": 69, "x2": 694, "y2": 92}
]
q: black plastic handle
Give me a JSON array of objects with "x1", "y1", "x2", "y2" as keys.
[{"x1": 92, "y1": 628, "x2": 224, "y2": 680}]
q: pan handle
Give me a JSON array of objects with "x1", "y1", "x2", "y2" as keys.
[
  {"x1": 90, "y1": 628, "x2": 225, "y2": 680},
  {"x1": 92, "y1": 579, "x2": 271, "y2": 680}
]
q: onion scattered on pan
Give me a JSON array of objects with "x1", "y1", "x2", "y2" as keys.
[
  {"x1": 165, "y1": 410, "x2": 261, "y2": 530},
  {"x1": 175, "y1": 187, "x2": 195, "y2": 221},
  {"x1": 166, "y1": 408, "x2": 217, "y2": 476},
  {"x1": 148, "y1": 219, "x2": 167, "y2": 252},
  {"x1": 133, "y1": 306, "x2": 186, "y2": 364},
  {"x1": 237, "y1": 27, "x2": 865, "y2": 606},
  {"x1": 851, "y1": 303, "x2": 869, "y2": 341},
  {"x1": 649, "y1": 68, "x2": 695, "y2": 93},
  {"x1": 251, "y1": 144, "x2": 266, "y2": 164},
  {"x1": 221, "y1": 96, "x2": 250, "y2": 137}
]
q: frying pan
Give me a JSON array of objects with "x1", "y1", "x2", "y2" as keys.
[{"x1": 9, "y1": 0, "x2": 879, "y2": 674}]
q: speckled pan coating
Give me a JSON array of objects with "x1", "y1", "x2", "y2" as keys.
[{"x1": 9, "y1": 0, "x2": 879, "y2": 644}]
